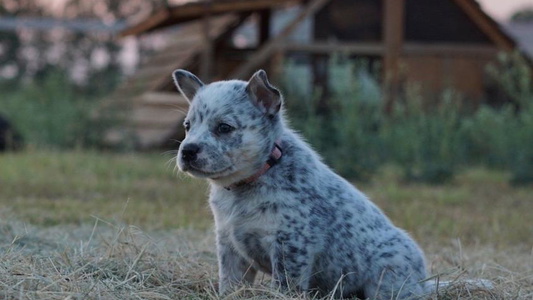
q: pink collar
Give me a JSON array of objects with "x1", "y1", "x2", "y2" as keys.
[{"x1": 226, "y1": 141, "x2": 283, "y2": 190}]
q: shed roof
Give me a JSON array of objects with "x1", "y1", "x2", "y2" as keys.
[
  {"x1": 120, "y1": 0, "x2": 299, "y2": 37},
  {"x1": 121, "y1": 0, "x2": 518, "y2": 51},
  {"x1": 450, "y1": 0, "x2": 516, "y2": 51}
]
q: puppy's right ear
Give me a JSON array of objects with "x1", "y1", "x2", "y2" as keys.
[{"x1": 172, "y1": 69, "x2": 204, "y2": 103}]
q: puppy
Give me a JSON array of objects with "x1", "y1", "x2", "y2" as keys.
[{"x1": 173, "y1": 69, "x2": 427, "y2": 299}]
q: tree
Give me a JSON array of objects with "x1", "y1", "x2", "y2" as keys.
[{"x1": 0, "y1": 0, "x2": 163, "y2": 91}]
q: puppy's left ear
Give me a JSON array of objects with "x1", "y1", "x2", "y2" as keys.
[
  {"x1": 172, "y1": 69, "x2": 204, "y2": 103},
  {"x1": 246, "y1": 70, "x2": 282, "y2": 116}
]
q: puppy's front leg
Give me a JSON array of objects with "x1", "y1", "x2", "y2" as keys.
[
  {"x1": 217, "y1": 233, "x2": 257, "y2": 295},
  {"x1": 271, "y1": 236, "x2": 314, "y2": 293}
]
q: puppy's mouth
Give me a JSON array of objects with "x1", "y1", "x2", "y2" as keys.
[{"x1": 182, "y1": 164, "x2": 233, "y2": 179}]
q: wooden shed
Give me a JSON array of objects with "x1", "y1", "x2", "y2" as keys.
[{"x1": 105, "y1": 0, "x2": 528, "y2": 149}]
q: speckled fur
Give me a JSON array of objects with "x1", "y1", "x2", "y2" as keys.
[{"x1": 173, "y1": 69, "x2": 428, "y2": 299}]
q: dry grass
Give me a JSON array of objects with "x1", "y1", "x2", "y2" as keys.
[
  {"x1": 0, "y1": 218, "x2": 218, "y2": 299},
  {"x1": 0, "y1": 218, "x2": 531, "y2": 299},
  {"x1": 0, "y1": 151, "x2": 532, "y2": 299}
]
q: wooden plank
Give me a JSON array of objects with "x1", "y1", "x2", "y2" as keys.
[
  {"x1": 163, "y1": 15, "x2": 238, "y2": 48},
  {"x1": 139, "y1": 47, "x2": 198, "y2": 67},
  {"x1": 132, "y1": 106, "x2": 186, "y2": 128},
  {"x1": 116, "y1": 14, "x2": 242, "y2": 99},
  {"x1": 120, "y1": 0, "x2": 298, "y2": 36},
  {"x1": 140, "y1": 92, "x2": 190, "y2": 108},
  {"x1": 448, "y1": 56, "x2": 486, "y2": 101},
  {"x1": 164, "y1": 34, "x2": 205, "y2": 49},
  {"x1": 383, "y1": 0, "x2": 405, "y2": 75},
  {"x1": 231, "y1": 0, "x2": 331, "y2": 79},
  {"x1": 383, "y1": 0, "x2": 406, "y2": 112},
  {"x1": 258, "y1": 9, "x2": 271, "y2": 45},
  {"x1": 403, "y1": 43, "x2": 498, "y2": 57},
  {"x1": 134, "y1": 51, "x2": 197, "y2": 81},
  {"x1": 145, "y1": 47, "x2": 202, "y2": 67},
  {"x1": 403, "y1": 55, "x2": 443, "y2": 92},
  {"x1": 168, "y1": 0, "x2": 297, "y2": 20},
  {"x1": 146, "y1": 15, "x2": 242, "y2": 90},
  {"x1": 200, "y1": 3, "x2": 214, "y2": 81},
  {"x1": 147, "y1": 15, "x2": 239, "y2": 67},
  {"x1": 120, "y1": 9, "x2": 169, "y2": 37},
  {"x1": 450, "y1": 0, "x2": 515, "y2": 51},
  {"x1": 403, "y1": 55, "x2": 489, "y2": 102},
  {"x1": 280, "y1": 42, "x2": 385, "y2": 55}
]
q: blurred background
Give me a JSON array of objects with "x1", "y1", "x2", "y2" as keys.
[
  {"x1": 0, "y1": 2, "x2": 532, "y2": 298},
  {"x1": 1, "y1": 0, "x2": 532, "y2": 184}
]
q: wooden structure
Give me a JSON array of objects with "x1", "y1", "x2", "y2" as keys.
[{"x1": 106, "y1": 0, "x2": 528, "y2": 149}]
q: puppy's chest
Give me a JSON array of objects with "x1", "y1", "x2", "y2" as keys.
[{"x1": 211, "y1": 192, "x2": 283, "y2": 269}]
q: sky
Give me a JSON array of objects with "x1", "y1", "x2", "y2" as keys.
[{"x1": 477, "y1": 0, "x2": 533, "y2": 21}]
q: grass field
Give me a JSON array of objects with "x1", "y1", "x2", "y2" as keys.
[{"x1": 0, "y1": 151, "x2": 532, "y2": 299}]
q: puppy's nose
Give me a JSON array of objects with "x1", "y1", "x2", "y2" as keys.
[{"x1": 181, "y1": 143, "x2": 200, "y2": 162}]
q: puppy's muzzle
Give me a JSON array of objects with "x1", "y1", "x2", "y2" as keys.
[{"x1": 181, "y1": 143, "x2": 201, "y2": 163}]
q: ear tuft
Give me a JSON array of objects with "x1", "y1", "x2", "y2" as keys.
[
  {"x1": 246, "y1": 70, "x2": 282, "y2": 116},
  {"x1": 172, "y1": 69, "x2": 204, "y2": 103}
]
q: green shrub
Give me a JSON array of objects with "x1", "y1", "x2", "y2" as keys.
[
  {"x1": 486, "y1": 52, "x2": 532, "y2": 107},
  {"x1": 327, "y1": 62, "x2": 384, "y2": 181},
  {"x1": 382, "y1": 86, "x2": 466, "y2": 184},
  {"x1": 483, "y1": 52, "x2": 533, "y2": 184},
  {"x1": 465, "y1": 104, "x2": 533, "y2": 185},
  {"x1": 283, "y1": 52, "x2": 532, "y2": 185},
  {"x1": 283, "y1": 58, "x2": 385, "y2": 181},
  {"x1": 0, "y1": 71, "x2": 115, "y2": 149},
  {"x1": 463, "y1": 106, "x2": 513, "y2": 168},
  {"x1": 508, "y1": 111, "x2": 533, "y2": 185}
]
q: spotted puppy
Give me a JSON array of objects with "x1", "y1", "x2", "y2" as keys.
[{"x1": 172, "y1": 69, "x2": 428, "y2": 299}]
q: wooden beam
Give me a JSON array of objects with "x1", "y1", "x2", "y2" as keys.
[
  {"x1": 231, "y1": 0, "x2": 331, "y2": 79},
  {"x1": 168, "y1": 0, "x2": 297, "y2": 19},
  {"x1": 120, "y1": 9, "x2": 169, "y2": 37},
  {"x1": 280, "y1": 42, "x2": 498, "y2": 58},
  {"x1": 140, "y1": 92, "x2": 189, "y2": 108},
  {"x1": 121, "y1": 0, "x2": 300, "y2": 36},
  {"x1": 200, "y1": 2, "x2": 214, "y2": 81},
  {"x1": 383, "y1": 0, "x2": 405, "y2": 112},
  {"x1": 280, "y1": 42, "x2": 385, "y2": 55},
  {"x1": 403, "y1": 43, "x2": 498, "y2": 57},
  {"x1": 451, "y1": 0, "x2": 515, "y2": 51},
  {"x1": 258, "y1": 9, "x2": 271, "y2": 45}
]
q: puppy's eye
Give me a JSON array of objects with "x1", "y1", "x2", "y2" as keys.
[
  {"x1": 183, "y1": 121, "x2": 190, "y2": 132},
  {"x1": 217, "y1": 123, "x2": 234, "y2": 134}
]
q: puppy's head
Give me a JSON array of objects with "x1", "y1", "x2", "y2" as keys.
[{"x1": 172, "y1": 69, "x2": 283, "y2": 186}]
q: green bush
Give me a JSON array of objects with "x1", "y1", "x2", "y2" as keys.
[
  {"x1": 464, "y1": 104, "x2": 533, "y2": 185},
  {"x1": 284, "y1": 59, "x2": 467, "y2": 184},
  {"x1": 463, "y1": 106, "x2": 513, "y2": 168},
  {"x1": 382, "y1": 86, "x2": 466, "y2": 184},
  {"x1": 0, "y1": 71, "x2": 115, "y2": 149},
  {"x1": 283, "y1": 58, "x2": 385, "y2": 181},
  {"x1": 327, "y1": 63, "x2": 384, "y2": 181},
  {"x1": 283, "y1": 52, "x2": 532, "y2": 185},
  {"x1": 483, "y1": 52, "x2": 533, "y2": 184},
  {"x1": 508, "y1": 110, "x2": 533, "y2": 185}
]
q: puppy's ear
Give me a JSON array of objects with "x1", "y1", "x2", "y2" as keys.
[
  {"x1": 246, "y1": 70, "x2": 282, "y2": 116},
  {"x1": 172, "y1": 69, "x2": 204, "y2": 103}
]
